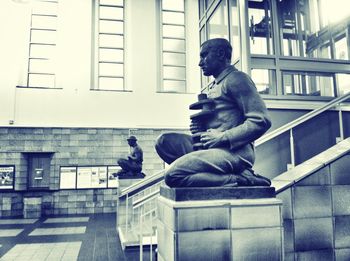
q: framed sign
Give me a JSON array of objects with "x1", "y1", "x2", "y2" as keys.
[
  {"x1": 0, "y1": 165, "x2": 15, "y2": 190},
  {"x1": 59, "y1": 166, "x2": 77, "y2": 189},
  {"x1": 60, "y1": 165, "x2": 119, "y2": 189}
]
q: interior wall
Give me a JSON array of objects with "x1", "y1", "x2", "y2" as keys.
[{"x1": 0, "y1": 0, "x2": 200, "y2": 128}]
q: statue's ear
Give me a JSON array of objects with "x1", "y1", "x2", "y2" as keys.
[{"x1": 216, "y1": 48, "x2": 226, "y2": 61}]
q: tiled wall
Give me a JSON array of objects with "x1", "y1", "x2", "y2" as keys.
[
  {"x1": 277, "y1": 153, "x2": 350, "y2": 261},
  {"x1": 0, "y1": 189, "x2": 118, "y2": 217},
  {"x1": 0, "y1": 127, "x2": 184, "y2": 217}
]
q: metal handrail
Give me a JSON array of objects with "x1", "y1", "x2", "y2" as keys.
[
  {"x1": 133, "y1": 189, "x2": 160, "y2": 209},
  {"x1": 119, "y1": 170, "x2": 164, "y2": 198},
  {"x1": 255, "y1": 92, "x2": 350, "y2": 146}
]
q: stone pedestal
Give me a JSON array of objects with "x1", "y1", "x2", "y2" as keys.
[
  {"x1": 157, "y1": 186, "x2": 283, "y2": 261},
  {"x1": 23, "y1": 197, "x2": 42, "y2": 219}
]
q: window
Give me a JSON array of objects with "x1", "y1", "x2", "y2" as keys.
[
  {"x1": 251, "y1": 69, "x2": 276, "y2": 95},
  {"x1": 94, "y1": 0, "x2": 125, "y2": 91},
  {"x1": 160, "y1": 0, "x2": 186, "y2": 93},
  {"x1": 282, "y1": 71, "x2": 335, "y2": 97},
  {"x1": 27, "y1": 0, "x2": 58, "y2": 88}
]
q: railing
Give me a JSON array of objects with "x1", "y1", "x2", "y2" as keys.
[
  {"x1": 118, "y1": 176, "x2": 163, "y2": 251},
  {"x1": 255, "y1": 92, "x2": 350, "y2": 167},
  {"x1": 119, "y1": 92, "x2": 350, "y2": 259}
]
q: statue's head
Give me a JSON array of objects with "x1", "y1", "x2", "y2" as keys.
[
  {"x1": 199, "y1": 38, "x2": 232, "y2": 77},
  {"x1": 127, "y1": 135, "x2": 137, "y2": 146}
]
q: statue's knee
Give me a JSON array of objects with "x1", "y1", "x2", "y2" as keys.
[
  {"x1": 164, "y1": 171, "x2": 176, "y2": 187},
  {"x1": 155, "y1": 133, "x2": 167, "y2": 151}
]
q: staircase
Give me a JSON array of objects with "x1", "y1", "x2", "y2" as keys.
[{"x1": 118, "y1": 92, "x2": 350, "y2": 260}]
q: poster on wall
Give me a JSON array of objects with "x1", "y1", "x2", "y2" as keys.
[
  {"x1": 107, "y1": 166, "x2": 121, "y2": 188},
  {"x1": 77, "y1": 166, "x2": 108, "y2": 189},
  {"x1": 0, "y1": 166, "x2": 14, "y2": 190},
  {"x1": 59, "y1": 167, "x2": 77, "y2": 189},
  {"x1": 77, "y1": 167, "x2": 92, "y2": 188},
  {"x1": 91, "y1": 167, "x2": 107, "y2": 188}
]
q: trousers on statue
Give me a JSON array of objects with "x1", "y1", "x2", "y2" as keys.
[{"x1": 155, "y1": 132, "x2": 254, "y2": 187}]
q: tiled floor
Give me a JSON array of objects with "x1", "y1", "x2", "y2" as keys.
[{"x1": 0, "y1": 213, "x2": 128, "y2": 261}]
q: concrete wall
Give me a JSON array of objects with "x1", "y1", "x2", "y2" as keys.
[
  {"x1": 0, "y1": 189, "x2": 118, "y2": 217},
  {"x1": 277, "y1": 153, "x2": 350, "y2": 260}
]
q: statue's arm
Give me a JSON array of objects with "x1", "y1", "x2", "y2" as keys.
[{"x1": 222, "y1": 72, "x2": 271, "y2": 150}]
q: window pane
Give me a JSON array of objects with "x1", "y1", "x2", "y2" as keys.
[
  {"x1": 337, "y1": 73, "x2": 350, "y2": 95},
  {"x1": 31, "y1": 29, "x2": 56, "y2": 44},
  {"x1": 251, "y1": 69, "x2": 275, "y2": 95},
  {"x1": 100, "y1": 20, "x2": 123, "y2": 34},
  {"x1": 208, "y1": 1, "x2": 228, "y2": 39},
  {"x1": 163, "y1": 38, "x2": 185, "y2": 52},
  {"x1": 32, "y1": 15, "x2": 57, "y2": 29},
  {"x1": 230, "y1": 0, "x2": 240, "y2": 62},
  {"x1": 99, "y1": 63, "x2": 123, "y2": 76},
  {"x1": 163, "y1": 25, "x2": 185, "y2": 38},
  {"x1": 99, "y1": 48, "x2": 123, "y2": 62},
  {"x1": 30, "y1": 44, "x2": 54, "y2": 58},
  {"x1": 28, "y1": 74, "x2": 55, "y2": 88},
  {"x1": 248, "y1": 0, "x2": 273, "y2": 55},
  {"x1": 282, "y1": 72, "x2": 335, "y2": 97},
  {"x1": 163, "y1": 80, "x2": 186, "y2": 92},
  {"x1": 162, "y1": 11, "x2": 184, "y2": 24},
  {"x1": 32, "y1": 1, "x2": 58, "y2": 15},
  {"x1": 99, "y1": 34, "x2": 123, "y2": 48},
  {"x1": 335, "y1": 36, "x2": 348, "y2": 60},
  {"x1": 100, "y1": 0, "x2": 123, "y2": 6},
  {"x1": 100, "y1": 6, "x2": 123, "y2": 20},
  {"x1": 99, "y1": 77, "x2": 124, "y2": 90},
  {"x1": 162, "y1": 0, "x2": 184, "y2": 11},
  {"x1": 29, "y1": 59, "x2": 54, "y2": 74},
  {"x1": 163, "y1": 66, "x2": 185, "y2": 80},
  {"x1": 163, "y1": 52, "x2": 185, "y2": 65}
]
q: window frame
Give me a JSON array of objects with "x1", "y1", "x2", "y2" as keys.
[
  {"x1": 92, "y1": 0, "x2": 126, "y2": 92},
  {"x1": 158, "y1": 0, "x2": 187, "y2": 93}
]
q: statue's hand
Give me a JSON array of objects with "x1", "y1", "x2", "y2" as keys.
[{"x1": 200, "y1": 129, "x2": 225, "y2": 148}]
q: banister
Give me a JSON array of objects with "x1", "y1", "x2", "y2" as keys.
[
  {"x1": 119, "y1": 170, "x2": 164, "y2": 198},
  {"x1": 255, "y1": 92, "x2": 350, "y2": 146}
]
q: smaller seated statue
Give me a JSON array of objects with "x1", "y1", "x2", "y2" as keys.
[{"x1": 117, "y1": 135, "x2": 145, "y2": 178}]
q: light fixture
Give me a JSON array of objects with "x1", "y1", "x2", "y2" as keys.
[{"x1": 12, "y1": 0, "x2": 31, "y2": 3}]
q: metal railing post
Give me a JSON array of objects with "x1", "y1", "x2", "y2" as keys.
[
  {"x1": 139, "y1": 206, "x2": 143, "y2": 261},
  {"x1": 150, "y1": 211, "x2": 153, "y2": 261},
  {"x1": 290, "y1": 129, "x2": 295, "y2": 167},
  {"x1": 339, "y1": 107, "x2": 344, "y2": 141},
  {"x1": 125, "y1": 193, "x2": 129, "y2": 235}
]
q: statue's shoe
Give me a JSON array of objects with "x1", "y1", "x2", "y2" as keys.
[{"x1": 237, "y1": 169, "x2": 271, "y2": 186}]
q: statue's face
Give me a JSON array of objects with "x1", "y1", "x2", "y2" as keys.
[
  {"x1": 198, "y1": 44, "x2": 221, "y2": 77},
  {"x1": 127, "y1": 140, "x2": 136, "y2": 146}
]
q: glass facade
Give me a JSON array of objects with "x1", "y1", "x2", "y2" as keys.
[{"x1": 199, "y1": 0, "x2": 350, "y2": 99}]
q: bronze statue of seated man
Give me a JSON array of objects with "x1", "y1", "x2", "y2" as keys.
[
  {"x1": 117, "y1": 135, "x2": 144, "y2": 178},
  {"x1": 155, "y1": 38, "x2": 271, "y2": 188}
]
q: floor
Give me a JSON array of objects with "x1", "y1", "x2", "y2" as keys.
[{"x1": 0, "y1": 213, "x2": 156, "y2": 261}]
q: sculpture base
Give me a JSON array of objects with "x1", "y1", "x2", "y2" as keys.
[
  {"x1": 157, "y1": 186, "x2": 283, "y2": 261},
  {"x1": 160, "y1": 185, "x2": 275, "y2": 201}
]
